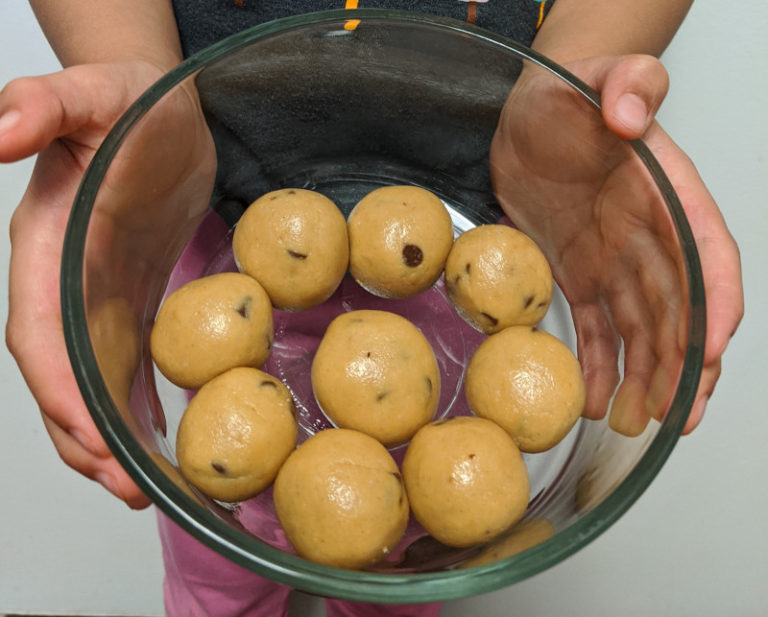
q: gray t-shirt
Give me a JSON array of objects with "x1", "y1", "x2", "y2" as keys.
[
  {"x1": 172, "y1": 1, "x2": 554, "y2": 223},
  {"x1": 171, "y1": 1, "x2": 554, "y2": 57}
]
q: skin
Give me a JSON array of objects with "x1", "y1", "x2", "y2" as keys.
[
  {"x1": 0, "y1": 0, "x2": 743, "y2": 507},
  {"x1": 529, "y1": 0, "x2": 743, "y2": 433}
]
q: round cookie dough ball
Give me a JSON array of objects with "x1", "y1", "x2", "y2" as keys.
[
  {"x1": 232, "y1": 188, "x2": 349, "y2": 311},
  {"x1": 348, "y1": 185, "x2": 453, "y2": 298},
  {"x1": 311, "y1": 310, "x2": 441, "y2": 447},
  {"x1": 402, "y1": 416, "x2": 530, "y2": 547},
  {"x1": 176, "y1": 367, "x2": 298, "y2": 502},
  {"x1": 150, "y1": 272, "x2": 273, "y2": 390},
  {"x1": 273, "y1": 428, "x2": 409, "y2": 570},
  {"x1": 466, "y1": 325, "x2": 586, "y2": 453},
  {"x1": 444, "y1": 224, "x2": 553, "y2": 334},
  {"x1": 461, "y1": 518, "x2": 555, "y2": 568}
]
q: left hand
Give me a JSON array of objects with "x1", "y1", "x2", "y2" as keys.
[{"x1": 490, "y1": 54, "x2": 743, "y2": 435}]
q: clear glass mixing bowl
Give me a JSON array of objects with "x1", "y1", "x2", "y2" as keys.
[{"x1": 60, "y1": 10, "x2": 705, "y2": 603}]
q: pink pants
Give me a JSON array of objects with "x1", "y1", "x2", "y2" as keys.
[{"x1": 157, "y1": 513, "x2": 442, "y2": 617}]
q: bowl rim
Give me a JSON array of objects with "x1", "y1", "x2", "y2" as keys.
[{"x1": 60, "y1": 8, "x2": 705, "y2": 602}]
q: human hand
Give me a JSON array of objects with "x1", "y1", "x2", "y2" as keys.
[
  {"x1": 490, "y1": 55, "x2": 743, "y2": 436},
  {"x1": 1, "y1": 60, "x2": 216, "y2": 508}
]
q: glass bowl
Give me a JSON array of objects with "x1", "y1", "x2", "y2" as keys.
[{"x1": 61, "y1": 9, "x2": 705, "y2": 603}]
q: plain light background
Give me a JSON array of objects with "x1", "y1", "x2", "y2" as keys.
[{"x1": 1, "y1": 2, "x2": 766, "y2": 616}]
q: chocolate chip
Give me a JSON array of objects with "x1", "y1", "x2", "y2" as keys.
[
  {"x1": 376, "y1": 391, "x2": 389, "y2": 402},
  {"x1": 287, "y1": 249, "x2": 307, "y2": 260},
  {"x1": 211, "y1": 462, "x2": 227, "y2": 475},
  {"x1": 523, "y1": 295, "x2": 534, "y2": 309},
  {"x1": 468, "y1": 453, "x2": 476, "y2": 459},
  {"x1": 402, "y1": 244, "x2": 423, "y2": 267},
  {"x1": 465, "y1": 262, "x2": 471, "y2": 274},
  {"x1": 235, "y1": 296, "x2": 252, "y2": 319},
  {"x1": 391, "y1": 471, "x2": 402, "y2": 481},
  {"x1": 260, "y1": 380, "x2": 278, "y2": 388},
  {"x1": 536, "y1": 301, "x2": 547, "y2": 309},
  {"x1": 287, "y1": 189, "x2": 296, "y2": 195}
]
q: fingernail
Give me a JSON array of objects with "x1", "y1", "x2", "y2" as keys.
[
  {"x1": 0, "y1": 109, "x2": 21, "y2": 137},
  {"x1": 95, "y1": 472, "x2": 123, "y2": 500},
  {"x1": 614, "y1": 93, "x2": 648, "y2": 134}
]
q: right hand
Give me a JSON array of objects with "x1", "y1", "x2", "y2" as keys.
[
  {"x1": 1, "y1": 60, "x2": 216, "y2": 508},
  {"x1": 490, "y1": 56, "x2": 742, "y2": 436}
]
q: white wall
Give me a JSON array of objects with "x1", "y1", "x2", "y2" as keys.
[{"x1": 1, "y1": 2, "x2": 766, "y2": 616}]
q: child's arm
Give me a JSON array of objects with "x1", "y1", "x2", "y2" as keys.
[
  {"x1": 29, "y1": 0, "x2": 183, "y2": 69},
  {"x1": 532, "y1": 0, "x2": 693, "y2": 62}
]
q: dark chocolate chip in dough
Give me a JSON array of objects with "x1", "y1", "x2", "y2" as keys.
[
  {"x1": 260, "y1": 379, "x2": 278, "y2": 388},
  {"x1": 235, "y1": 296, "x2": 252, "y2": 319},
  {"x1": 376, "y1": 391, "x2": 390, "y2": 402},
  {"x1": 287, "y1": 249, "x2": 308, "y2": 260},
  {"x1": 211, "y1": 461, "x2": 227, "y2": 475},
  {"x1": 524, "y1": 295, "x2": 534, "y2": 309},
  {"x1": 465, "y1": 262, "x2": 471, "y2": 274},
  {"x1": 402, "y1": 244, "x2": 424, "y2": 267}
]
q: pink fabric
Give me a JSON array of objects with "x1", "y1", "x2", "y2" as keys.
[{"x1": 157, "y1": 512, "x2": 442, "y2": 617}]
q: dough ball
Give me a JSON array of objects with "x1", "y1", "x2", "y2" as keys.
[
  {"x1": 273, "y1": 428, "x2": 409, "y2": 570},
  {"x1": 444, "y1": 224, "x2": 553, "y2": 334},
  {"x1": 461, "y1": 518, "x2": 555, "y2": 568},
  {"x1": 232, "y1": 188, "x2": 349, "y2": 311},
  {"x1": 176, "y1": 367, "x2": 298, "y2": 502},
  {"x1": 466, "y1": 326, "x2": 586, "y2": 453},
  {"x1": 348, "y1": 185, "x2": 453, "y2": 298},
  {"x1": 89, "y1": 297, "x2": 140, "y2": 412},
  {"x1": 311, "y1": 310, "x2": 440, "y2": 447},
  {"x1": 402, "y1": 416, "x2": 530, "y2": 548},
  {"x1": 150, "y1": 272, "x2": 273, "y2": 390}
]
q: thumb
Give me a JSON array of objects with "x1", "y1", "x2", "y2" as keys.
[
  {"x1": 0, "y1": 66, "x2": 123, "y2": 163},
  {"x1": 573, "y1": 54, "x2": 670, "y2": 140}
]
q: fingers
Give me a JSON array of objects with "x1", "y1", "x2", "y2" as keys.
[
  {"x1": 0, "y1": 64, "x2": 132, "y2": 163},
  {"x1": 42, "y1": 415, "x2": 152, "y2": 510},
  {"x1": 646, "y1": 124, "x2": 744, "y2": 431},
  {"x1": 573, "y1": 55, "x2": 670, "y2": 140},
  {"x1": 571, "y1": 303, "x2": 620, "y2": 421},
  {"x1": 0, "y1": 71, "x2": 82, "y2": 162},
  {"x1": 683, "y1": 359, "x2": 721, "y2": 435}
]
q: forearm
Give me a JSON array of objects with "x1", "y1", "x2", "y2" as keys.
[
  {"x1": 29, "y1": 0, "x2": 183, "y2": 70},
  {"x1": 532, "y1": 0, "x2": 693, "y2": 63}
]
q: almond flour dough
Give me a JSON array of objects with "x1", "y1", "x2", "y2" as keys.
[
  {"x1": 150, "y1": 272, "x2": 273, "y2": 390},
  {"x1": 402, "y1": 416, "x2": 530, "y2": 548},
  {"x1": 466, "y1": 325, "x2": 586, "y2": 452},
  {"x1": 348, "y1": 185, "x2": 453, "y2": 298},
  {"x1": 444, "y1": 224, "x2": 553, "y2": 334},
  {"x1": 176, "y1": 367, "x2": 298, "y2": 502},
  {"x1": 273, "y1": 428, "x2": 409, "y2": 570},
  {"x1": 232, "y1": 188, "x2": 349, "y2": 311},
  {"x1": 311, "y1": 310, "x2": 440, "y2": 447}
]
